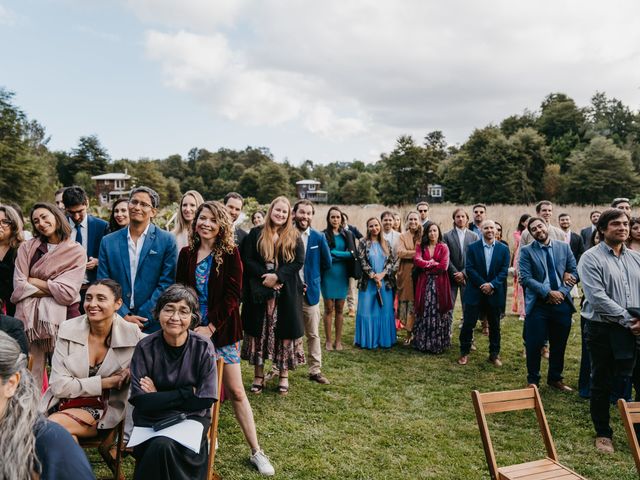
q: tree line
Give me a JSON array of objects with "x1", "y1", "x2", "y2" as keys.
[{"x1": 1, "y1": 88, "x2": 639, "y2": 212}]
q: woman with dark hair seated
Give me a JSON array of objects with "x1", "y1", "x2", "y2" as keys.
[
  {"x1": 0, "y1": 331, "x2": 95, "y2": 480},
  {"x1": 128, "y1": 284, "x2": 218, "y2": 480},
  {"x1": 0, "y1": 204, "x2": 25, "y2": 316},
  {"x1": 41, "y1": 279, "x2": 144, "y2": 474}
]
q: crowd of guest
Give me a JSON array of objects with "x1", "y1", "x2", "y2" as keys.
[{"x1": 1, "y1": 185, "x2": 639, "y2": 479}]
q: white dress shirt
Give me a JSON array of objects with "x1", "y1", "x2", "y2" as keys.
[{"x1": 127, "y1": 224, "x2": 150, "y2": 309}]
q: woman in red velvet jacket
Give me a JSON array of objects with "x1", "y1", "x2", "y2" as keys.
[
  {"x1": 413, "y1": 221, "x2": 453, "y2": 353},
  {"x1": 176, "y1": 200, "x2": 274, "y2": 476}
]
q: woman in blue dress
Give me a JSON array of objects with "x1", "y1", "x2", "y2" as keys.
[
  {"x1": 354, "y1": 217, "x2": 397, "y2": 349},
  {"x1": 321, "y1": 206, "x2": 355, "y2": 351}
]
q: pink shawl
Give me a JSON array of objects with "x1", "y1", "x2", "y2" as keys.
[
  {"x1": 414, "y1": 242, "x2": 453, "y2": 314},
  {"x1": 11, "y1": 238, "x2": 86, "y2": 351}
]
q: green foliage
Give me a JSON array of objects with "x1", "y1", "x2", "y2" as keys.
[
  {"x1": 57, "y1": 134, "x2": 110, "y2": 186},
  {"x1": 563, "y1": 136, "x2": 640, "y2": 204},
  {"x1": 0, "y1": 88, "x2": 58, "y2": 210}
]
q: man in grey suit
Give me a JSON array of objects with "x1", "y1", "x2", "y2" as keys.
[
  {"x1": 580, "y1": 210, "x2": 601, "y2": 250},
  {"x1": 443, "y1": 208, "x2": 478, "y2": 323}
]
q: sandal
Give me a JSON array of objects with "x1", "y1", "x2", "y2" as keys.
[
  {"x1": 403, "y1": 333, "x2": 414, "y2": 346},
  {"x1": 250, "y1": 376, "x2": 265, "y2": 394},
  {"x1": 277, "y1": 376, "x2": 289, "y2": 396}
]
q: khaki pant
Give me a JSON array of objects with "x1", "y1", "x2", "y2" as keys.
[
  {"x1": 303, "y1": 299, "x2": 322, "y2": 375},
  {"x1": 346, "y1": 277, "x2": 357, "y2": 311}
]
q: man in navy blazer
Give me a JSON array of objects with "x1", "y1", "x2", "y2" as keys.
[
  {"x1": 519, "y1": 217, "x2": 578, "y2": 391},
  {"x1": 63, "y1": 186, "x2": 109, "y2": 311},
  {"x1": 458, "y1": 220, "x2": 510, "y2": 366},
  {"x1": 98, "y1": 186, "x2": 177, "y2": 333},
  {"x1": 294, "y1": 200, "x2": 332, "y2": 384}
]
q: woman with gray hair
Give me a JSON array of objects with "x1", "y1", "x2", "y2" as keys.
[
  {"x1": 0, "y1": 331, "x2": 94, "y2": 479},
  {"x1": 128, "y1": 284, "x2": 218, "y2": 480}
]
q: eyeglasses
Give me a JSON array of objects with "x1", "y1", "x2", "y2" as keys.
[
  {"x1": 161, "y1": 305, "x2": 192, "y2": 319},
  {"x1": 0, "y1": 219, "x2": 13, "y2": 227},
  {"x1": 129, "y1": 199, "x2": 154, "y2": 209},
  {"x1": 418, "y1": 209, "x2": 428, "y2": 213}
]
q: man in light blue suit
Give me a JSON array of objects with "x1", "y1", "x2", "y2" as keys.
[
  {"x1": 98, "y1": 186, "x2": 177, "y2": 333},
  {"x1": 294, "y1": 200, "x2": 332, "y2": 384},
  {"x1": 519, "y1": 217, "x2": 578, "y2": 391}
]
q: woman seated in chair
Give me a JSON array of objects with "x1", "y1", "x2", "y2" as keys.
[
  {"x1": 42, "y1": 279, "x2": 144, "y2": 473},
  {"x1": 129, "y1": 284, "x2": 218, "y2": 480},
  {"x1": 0, "y1": 331, "x2": 94, "y2": 480}
]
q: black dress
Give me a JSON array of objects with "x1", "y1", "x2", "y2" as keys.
[
  {"x1": 0, "y1": 246, "x2": 17, "y2": 315},
  {"x1": 129, "y1": 331, "x2": 218, "y2": 480}
]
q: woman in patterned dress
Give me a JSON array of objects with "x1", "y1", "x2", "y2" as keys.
[
  {"x1": 241, "y1": 196, "x2": 305, "y2": 395},
  {"x1": 413, "y1": 222, "x2": 453, "y2": 353},
  {"x1": 176, "y1": 201, "x2": 274, "y2": 476}
]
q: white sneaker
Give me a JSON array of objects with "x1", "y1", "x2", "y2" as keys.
[{"x1": 250, "y1": 449, "x2": 275, "y2": 476}]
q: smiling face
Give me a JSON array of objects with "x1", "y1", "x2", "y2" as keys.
[
  {"x1": 252, "y1": 211, "x2": 264, "y2": 226},
  {"x1": 393, "y1": 214, "x2": 401, "y2": 230},
  {"x1": 601, "y1": 214, "x2": 629, "y2": 245},
  {"x1": 270, "y1": 200, "x2": 289, "y2": 226},
  {"x1": 367, "y1": 218, "x2": 381, "y2": 238},
  {"x1": 481, "y1": 220, "x2": 496, "y2": 242},
  {"x1": 128, "y1": 192, "x2": 156, "y2": 227},
  {"x1": 381, "y1": 214, "x2": 394, "y2": 233},
  {"x1": 195, "y1": 206, "x2": 220, "y2": 242},
  {"x1": 113, "y1": 201, "x2": 129, "y2": 226},
  {"x1": 32, "y1": 207, "x2": 58, "y2": 241},
  {"x1": 631, "y1": 222, "x2": 640, "y2": 241},
  {"x1": 181, "y1": 194, "x2": 198, "y2": 222},
  {"x1": 159, "y1": 300, "x2": 192, "y2": 341},
  {"x1": 225, "y1": 197, "x2": 243, "y2": 223},
  {"x1": 0, "y1": 211, "x2": 14, "y2": 245},
  {"x1": 590, "y1": 211, "x2": 601, "y2": 225},
  {"x1": 529, "y1": 219, "x2": 549, "y2": 243},
  {"x1": 295, "y1": 204, "x2": 313, "y2": 231},
  {"x1": 406, "y1": 213, "x2": 420, "y2": 232},
  {"x1": 84, "y1": 284, "x2": 122, "y2": 324},
  {"x1": 538, "y1": 204, "x2": 553, "y2": 223},
  {"x1": 558, "y1": 215, "x2": 571, "y2": 231}
]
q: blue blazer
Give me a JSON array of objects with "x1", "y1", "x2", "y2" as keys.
[
  {"x1": 518, "y1": 240, "x2": 578, "y2": 315},
  {"x1": 98, "y1": 224, "x2": 177, "y2": 332},
  {"x1": 303, "y1": 229, "x2": 332, "y2": 306},
  {"x1": 463, "y1": 240, "x2": 510, "y2": 308},
  {"x1": 86, "y1": 215, "x2": 109, "y2": 282}
]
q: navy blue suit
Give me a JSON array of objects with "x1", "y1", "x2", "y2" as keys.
[
  {"x1": 85, "y1": 215, "x2": 109, "y2": 282},
  {"x1": 519, "y1": 240, "x2": 577, "y2": 385},
  {"x1": 459, "y1": 239, "x2": 510, "y2": 358},
  {"x1": 303, "y1": 229, "x2": 332, "y2": 306},
  {"x1": 98, "y1": 224, "x2": 177, "y2": 332}
]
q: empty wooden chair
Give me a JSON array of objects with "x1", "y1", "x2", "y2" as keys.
[
  {"x1": 79, "y1": 421, "x2": 125, "y2": 480},
  {"x1": 617, "y1": 399, "x2": 640, "y2": 474},
  {"x1": 207, "y1": 357, "x2": 225, "y2": 480},
  {"x1": 471, "y1": 385, "x2": 586, "y2": 480}
]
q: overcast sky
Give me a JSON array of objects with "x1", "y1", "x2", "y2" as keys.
[{"x1": 1, "y1": 0, "x2": 639, "y2": 164}]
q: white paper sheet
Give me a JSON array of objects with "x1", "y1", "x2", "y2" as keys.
[{"x1": 127, "y1": 419, "x2": 205, "y2": 454}]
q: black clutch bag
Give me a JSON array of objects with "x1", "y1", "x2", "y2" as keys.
[{"x1": 375, "y1": 287, "x2": 384, "y2": 307}]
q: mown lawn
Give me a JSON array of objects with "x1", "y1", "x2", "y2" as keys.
[{"x1": 90, "y1": 299, "x2": 638, "y2": 479}]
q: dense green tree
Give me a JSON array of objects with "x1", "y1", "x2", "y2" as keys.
[
  {"x1": 508, "y1": 128, "x2": 549, "y2": 202},
  {"x1": 500, "y1": 110, "x2": 538, "y2": 137},
  {"x1": 537, "y1": 93, "x2": 586, "y2": 168},
  {"x1": 256, "y1": 163, "x2": 291, "y2": 203},
  {"x1": 563, "y1": 136, "x2": 640, "y2": 204},
  {"x1": 587, "y1": 92, "x2": 638, "y2": 147},
  {"x1": 341, "y1": 172, "x2": 378, "y2": 204},
  {"x1": 0, "y1": 88, "x2": 58, "y2": 210}
]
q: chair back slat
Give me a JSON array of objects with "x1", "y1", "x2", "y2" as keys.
[
  {"x1": 207, "y1": 358, "x2": 225, "y2": 480},
  {"x1": 480, "y1": 388, "x2": 536, "y2": 404},
  {"x1": 483, "y1": 398, "x2": 536, "y2": 414},
  {"x1": 618, "y1": 399, "x2": 640, "y2": 475}
]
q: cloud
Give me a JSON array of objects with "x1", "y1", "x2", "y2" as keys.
[
  {"x1": 0, "y1": 4, "x2": 16, "y2": 25},
  {"x1": 74, "y1": 25, "x2": 120, "y2": 42},
  {"x1": 134, "y1": 0, "x2": 640, "y2": 150}
]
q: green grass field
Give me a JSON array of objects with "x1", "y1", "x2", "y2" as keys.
[{"x1": 90, "y1": 295, "x2": 638, "y2": 479}]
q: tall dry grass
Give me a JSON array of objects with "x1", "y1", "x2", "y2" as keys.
[{"x1": 310, "y1": 203, "x2": 610, "y2": 248}]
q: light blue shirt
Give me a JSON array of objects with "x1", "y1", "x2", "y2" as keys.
[
  {"x1": 539, "y1": 241, "x2": 562, "y2": 291},
  {"x1": 482, "y1": 239, "x2": 495, "y2": 274}
]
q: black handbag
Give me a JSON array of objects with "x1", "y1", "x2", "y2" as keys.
[{"x1": 344, "y1": 230, "x2": 362, "y2": 280}]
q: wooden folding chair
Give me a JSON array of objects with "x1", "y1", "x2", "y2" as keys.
[
  {"x1": 471, "y1": 385, "x2": 586, "y2": 480},
  {"x1": 79, "y1": 421, "x2": 125, "y2": 480},
  {"x1": 27, "y1": 354, "x2": 33, "y2": 371},
  {"x1": 207, "y1": 357, "x2": 225, "y2": 480},
  {"x1": 617, "y1": 399, "x2": 640, "y2": 474}
]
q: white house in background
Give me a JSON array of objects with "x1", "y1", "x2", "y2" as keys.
[
  {"x1": 296, "y1": 179, "x2": 328, "y2": 203},
  {"x1": 91, "y1": 172, "x2": 132, "y2": 205}
]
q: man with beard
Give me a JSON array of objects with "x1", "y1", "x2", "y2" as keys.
[
  {"x1": 519, "y1": 218, "x2": 578, "y2": 391},
  {"x1": 579, "y1": 209, "x2": 640, "y2": 453},
  {"x1": 224, "y1": 192, "x2": 247, "y2": 248},
  {"x1": 520, "y1": 200, "x2": 565, "y2": 247},
  {"x1": 468, "y1": 203, "x2": 486, "y2": 237},
  {"x1": 293, "y1": 200, "x2": 332, "y2": 384},
  {"x1": 581, "y1": 210, "x2": 601, "y2": 249}
]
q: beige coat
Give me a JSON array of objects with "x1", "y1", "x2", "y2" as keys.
[
  {"x1": 396, "y1": 231, "x2": 420, "y2": 302},
  {"x1": 41, "y1": 314, "x2": 144, "y2": 429}
]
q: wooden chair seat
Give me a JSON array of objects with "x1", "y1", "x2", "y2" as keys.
[
  {"x1": 498, "y1": 458, "x2": 584, "y2": 479},
  {"x1": 472, "y1": 385, "x2": 587, "y2": 480}
]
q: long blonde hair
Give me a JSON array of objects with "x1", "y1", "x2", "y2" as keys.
[
  {"x1": 258, "y1": 196, "x2": 299, "y2": 263},
  {"x1": 0, "y1": 332, "x2": 40, "y2": 479},
  {"x1": 405, "y1": 210, "x2": 423, "y2": 245},
  {"x1": 190, "y1": 201, "x2": 235, "y2": 274},
  {"x1": 174, "y1": 190, "x2": 204, "y2": 235}
]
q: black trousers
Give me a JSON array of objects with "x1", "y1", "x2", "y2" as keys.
[
  {"x1": 585, "y1": 321, "x2": 635, "y2": 438},
  {"x1": 460, "y1": 299, "x2": 501, "y2": 358}
]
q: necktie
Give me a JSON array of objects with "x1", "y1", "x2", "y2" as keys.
[
  {"x1": 543, "y1": 247, "x2": 559, "y2": 291},
  {"x1": 75, "y1": 223, "x2": 83, "y2": 246}
]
